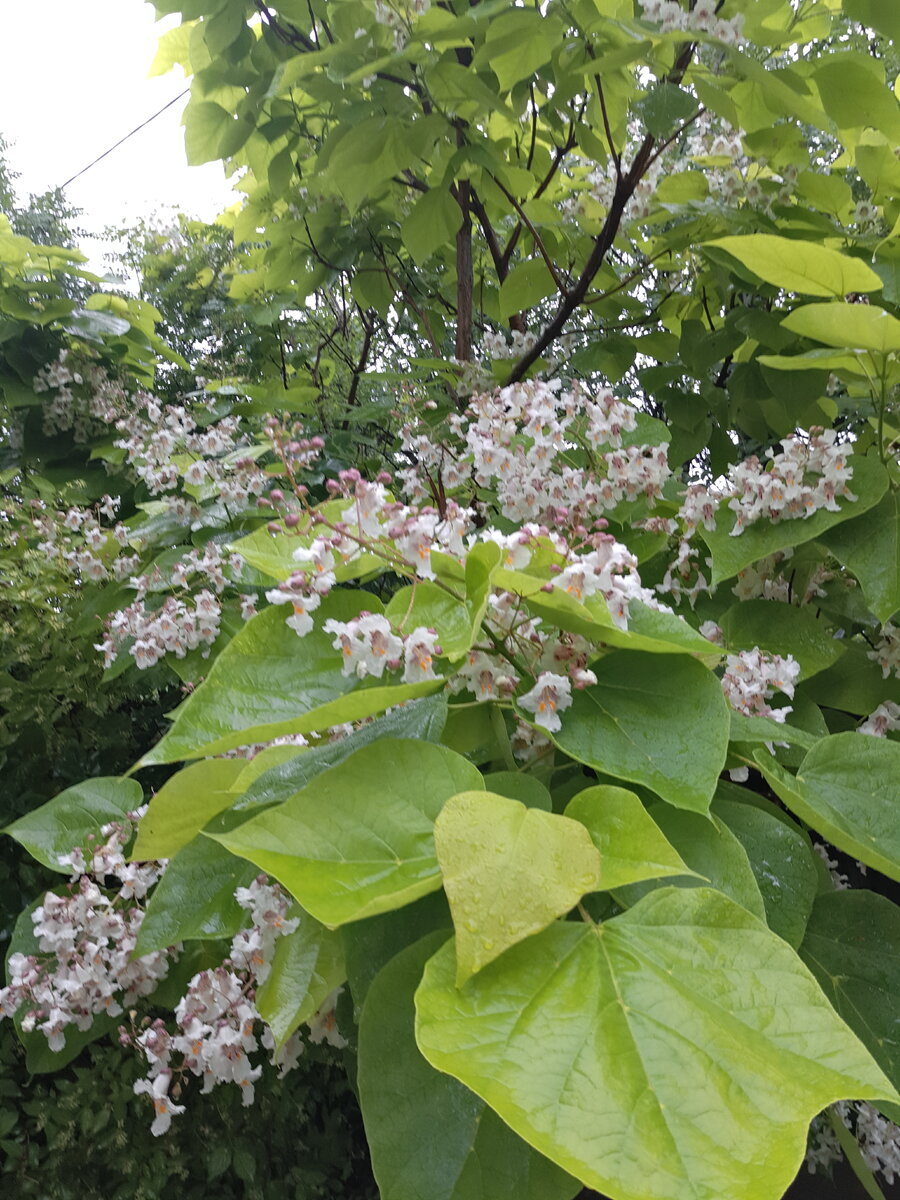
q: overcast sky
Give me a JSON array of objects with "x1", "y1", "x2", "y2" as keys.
[{"x1": 1, "y1": 0, "x2": 236, "y2": 263}]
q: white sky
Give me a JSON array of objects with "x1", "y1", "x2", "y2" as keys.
[{"x1": 1, "y1": 0, "x2": 237, "y2": 266}]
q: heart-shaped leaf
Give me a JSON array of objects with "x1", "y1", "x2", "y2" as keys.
[
  {"x1": 358, "y1": 933, "x2": 579, "y2": 1200},
  {"x1": 211, "y1": 740, "x2": 483, "y2": 927},
  {"x1": 415, "y1": 888, "x2": 897, "y2": 1200},
  {"x1": 564, "y1": 786, "x2": 695, "y2": 891},
  {"x1": 546, "y1": 652, "x2": 729, "y2": 813},
  {"x1": 434, "y1": 790, "x2": 600, "y2": 984}
]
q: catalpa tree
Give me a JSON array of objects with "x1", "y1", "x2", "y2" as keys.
[{"x1": 4, "y1": 1, "x2": 900, "y2": 1199}]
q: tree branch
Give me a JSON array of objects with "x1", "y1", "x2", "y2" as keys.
[{"x1": 505, "y1": 40, "x2": 697, "y2": 382}]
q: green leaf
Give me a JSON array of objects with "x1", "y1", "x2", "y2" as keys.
[
  {"x1": 434, "y1": 791, "x2": 600, "y2": 985},
  {"x1": 713, "y1": 798, "x2": 819, "y2": 948},
  {"x1": 704, "y1": 235, "x2": 883, "y2": 297},
  {"x1": 210, "y1": 740, "x2": 483, "y2": 927},
  {"x1": 480, "y1": 771, "x2": 551, "y2": 811},
  {"x1": 800, "y1": 889, "x2": 900, "y2": 1123},
  {"x1": 614, "y1": 807, "x2": 767, "y2": 921},
  {"x1": 402, "y1": 188, "x2": 463, "y2": 266},
  {"x1": 781, "y1": 303, "x2": 900, "y2": 355},
  {"x1": 499, "y1": 258, "x2": 557, "y2": 321},
  {"x1": 358, "y1": 934, "x2": 579, "y2": 1200},
  {"x1": 728, "y1": 711, "x2": 819, "y2": 749},
  {"x1": 700, "y1": 454, "x2": 889, "y2": 585},
  {"x1": 231, "y1": 696, "x2": 449, "y2": 812},
  {"x1": 825, "y1": 490, "x2": 900, "y2": 622},
  {"x1": 4, "y1": 777, "x2": 142, "y2": 872},
  {"x1": 842, "y1": 0, "x2": 900, "y2": 40},
  {"x1": 134, "y1": 837, "x2": 256, "y2": 955},
  {"x1": 385, "y1": 582, "x2": 473, "y2": 658},
  {"x1": 183, "y1": 100, "x2": 233, "y2": 165},
  {"x1": 800, "y1": 639, "x2": 900, "y2": 716},
  {"x1": 719, "y1": 599, "x2": 846, "y2": 680},
  {"x1": 256, "y1": 911, "x2": 346, "y2": 1049},
  {"x1": 140, "y1": 593, "x2": 443, "y2": 765},
  {"x1": 564, "y1": 785, "x2": 695, "y2": 891},
  {"x1": 637, "y1": 83, "x2": 697, "y2": 138},
  {"x1": 547, "y1": 652, "x2": 729, "y2": 813},
  {"x1": 415, "y1": 888, "x2": 897, "y2": 1200},
  {"x1": 131, "y1": 757, "x2": 245, "y2": 860},
  {"x1": 754, "y1": 732, "x2": 900, "y2": 881},
  {"x1": 343, "y1": 892, "x2": 452, "y2": 1018},
  {"x1": 813, "y1": 57, "x2": 900, "y2": 139}
]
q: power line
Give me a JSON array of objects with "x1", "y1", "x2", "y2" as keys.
[{"x1": 58, "y1": 88, "x2": 191, "y2": 191}]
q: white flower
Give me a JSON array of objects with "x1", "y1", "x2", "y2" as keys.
[
  {"x1": 134, "y1": 1071, "x2": 186, "y2": 1136},
  {"x1": 517, "y1": 672, "x2": 573, "y2": 733},
  {"x1": 402, "y1": 627, "x2": 440, "y2": 682}
]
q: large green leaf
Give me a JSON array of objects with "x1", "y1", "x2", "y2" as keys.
[
  {"x1": 358, "y1": 934, "x2": 579, "y2": 1200},
  {"x1": 781, "y1": 302, "x2": 900, "y2": 355},
  {"x1": 800, "y1": 889, "x2": 900, "y2": 1123},
  {"x1": 343, "y1": 892, "x2": 452, "y2": 1019},
  {"x1": 754, "y1": 732, "x2": 900, "y2": 881},
  {"x1": 728, "y1": 711, "x2": 819, "y2": 749},
  {"x1": 825, "y1": 490, "x2": 900, "y2": 623},
  {"x1": 699, "y1": 454, "x2": 889, "y2": 585},
  {"x1": 230, "y1": 696, "x2": 449, "y2": 812},
  {"x1": 719, "y1": 599, "x2": 845, "y2": 680},
  {"x1": 402, "y1": 187, "x2": 464, "y2": 266},
  {"x1": 713, "y1": 798, "x2": 819, "y2": 948},
  {"x1": 4, "y1": 777, "x2": 142, "y2": 872},
  {"x1": 210, "y1": 740, "x2": 483, "y2": 927},
  {"x1": 139, "y1": 593, "x2": 443, "y2": 765},
  {"x1": 134, "y1": 836, "x2": 256, "y2": 955},
  {"x1": 547, "y1": 652, "x2": 729, "y2": 813},
  {"x1": 434, "y1": 791, "x2": 600, "y2": 984},
  {"x1": 256, "y1": 911, "x2": 346, "y2": 1049},
  {"x1": 842, "y1": 0, "x2": 900, "y2": 40},
  {"x1": 704, "y1": 235, "x2": 883, "y2": 297},
  {"x1": 564, "y1": 786, "x2": 694, "y2": 891},
  {"x1": 799, "y1": 639, "x2": 900, "y2": 715},
  {"x1": 415, "y1": 888, "x2": 897, "y2": 1200},
  {"x1": 131, "y1": 758, "x2": 245, "y2": 860},
  {"x1": 614, "y1": 807, "x2": 766, "y2": 921}
]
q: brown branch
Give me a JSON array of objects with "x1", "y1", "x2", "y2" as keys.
[
  {"x1": 454, "y1": 177, "x2": 474, "y2": 361},
  {"x1": 505, "y1": 40, "x2": 698, "y2": 383},
  {"x1": 491, "y1": 173, "x2": 569, "y2": 297}
]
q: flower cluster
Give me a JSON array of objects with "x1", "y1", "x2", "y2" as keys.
[
  {"x1": 28, "y1": 494, "x2": 139, "y2": 585},
  {"x1": 33, "y1": 350, "x2": 131, "y2": 440},
  {"x1": 639, "y1": 0, "x2": 745, "y2": 45},
  {"x1": 96, "y1": 543, "x2": 246, "y2": 670},
  {"x1": 869, "y1": 623, "x2": 900, "y2": 680},
  {"x1": 726, "y1": 429, "x2": 855, "y2": 534},
  {"x1": 809, "y1": 1102, "x2": 900, "y2": 1186},
  {"x1": 719, "y1": 646, "x2": 801, "y2": 723},
  {"x1": 859, "y1": 701, "x2": 900, "y2": 738},
  {"x1": 0, "y1": 813, "x2": 169, "y2": 1052},
  {"x1": 130, "y1": 877, "x2": 317, "y2": 1135},
  {"x1": 114, "y1": 393, "x2": 276, "y2": 503},
  {"x1": 97, "y1": 591, "x2": 224, "y2": 670}
]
